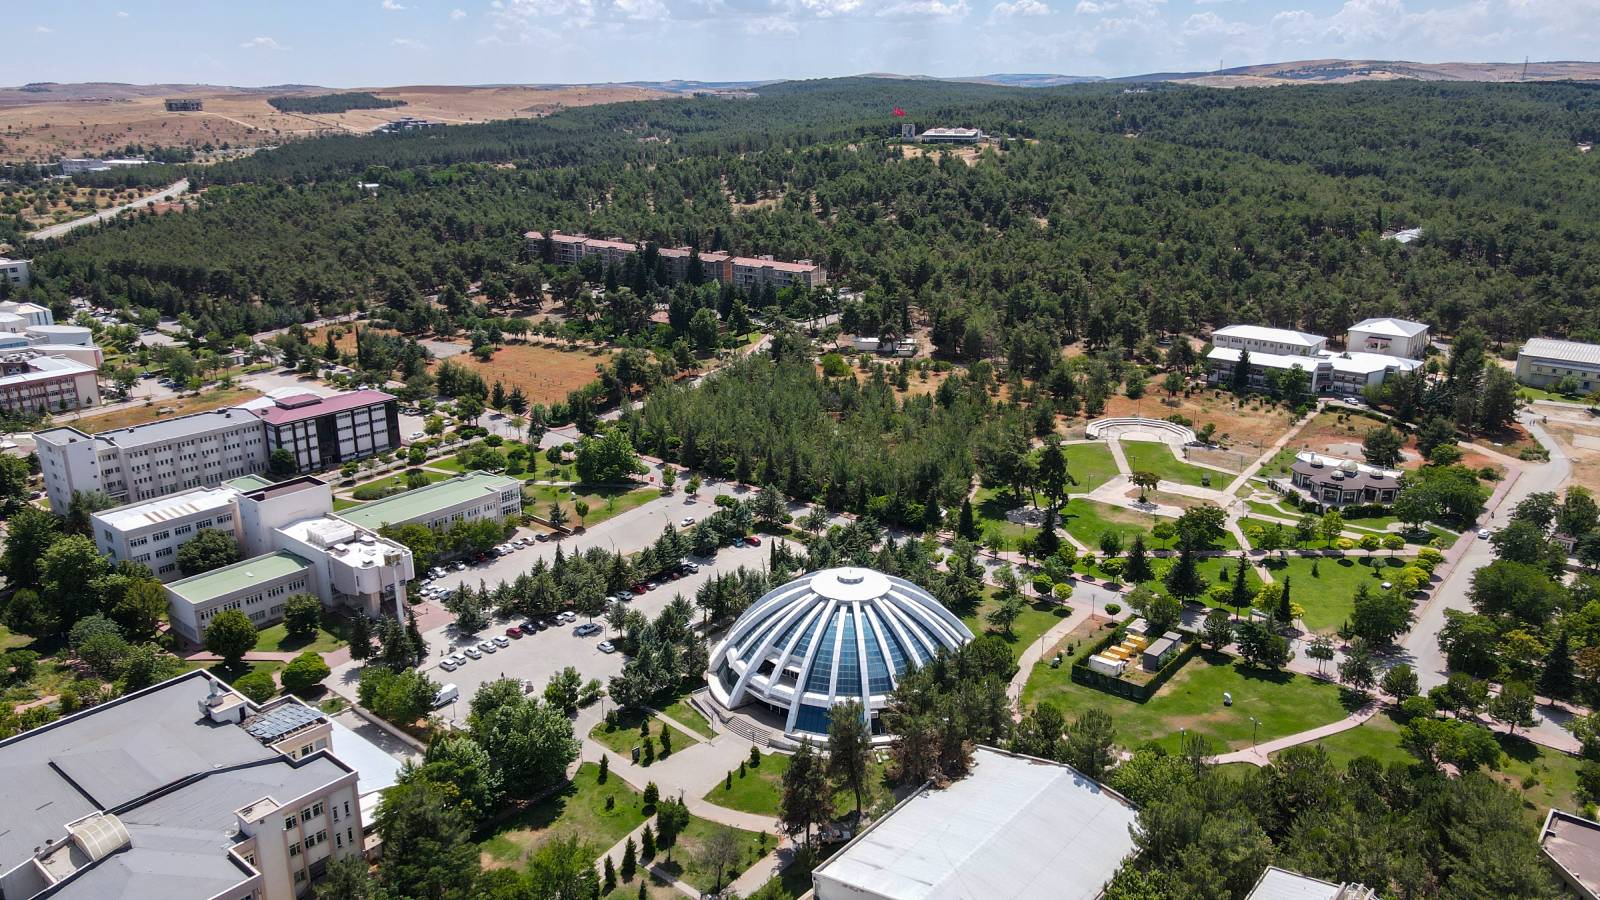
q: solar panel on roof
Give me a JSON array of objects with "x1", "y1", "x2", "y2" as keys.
[{"x1": 243, "y1": 703, "x2": 321, "y2": 742}]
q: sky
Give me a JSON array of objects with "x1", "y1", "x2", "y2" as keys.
[{"x1": 7, "y1": 0, "x2": 1599, "y2": 86}]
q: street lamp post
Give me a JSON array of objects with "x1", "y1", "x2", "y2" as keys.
[{"x1": 1249, "y1": 716, "x2": 1260, "y2": 747}]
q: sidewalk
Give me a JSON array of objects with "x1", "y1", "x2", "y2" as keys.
[{"x1": 1210, "y1": 702, "x2": 1379, "y2": 766}]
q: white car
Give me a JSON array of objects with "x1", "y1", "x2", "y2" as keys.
[
  {"x1": 447, "y1": 653, "x2": 468, "y2": 667},
  {"x1": 1477, "y1": 528, "x2": 1491, "y2": 539},
  {"x1": 492, "y1": 635, "x2": 510, "y2": 648},
  {"x1": 681, "y1": 516, "x2": 696, "y2": 527},
  {"x1": 440, "y1": 658, "x2": 458, "y2": 671},
  {"x1": 478, "y1": 640, "x2": 497, "y2": 654},
  {"x1": 597, "y1": 640, "x2": 617, "y2": 654},
  {"x1": 410, "y1": 431, "x2": 425, "y2": 440},
  {"x1": 463, "y1": 646, "x2": 483, "y2": 660}
]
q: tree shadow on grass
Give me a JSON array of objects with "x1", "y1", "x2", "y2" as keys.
[
  {"x1": 1496, "y1": 732, "x2": 1542, "y2": 766},
  {"x1": 476, "y1": 780, "x2": 573, "y2": 843}
]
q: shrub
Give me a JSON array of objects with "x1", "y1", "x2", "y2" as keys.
[
  {"x1": 233, "y1": 669, "x2": 276, "y2": 703},
  {"x1": 281, "y1": 651, "x2": 331, "y2": 696},
  {"x1": 1105, "y1": 603, "x2": 1122, "y2": 615}
]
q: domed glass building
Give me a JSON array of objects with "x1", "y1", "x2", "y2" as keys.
[{"x1": 708, "y1": 567, "x2": 973, "y2": 738}]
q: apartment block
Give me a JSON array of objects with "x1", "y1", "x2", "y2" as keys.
[
  {"x1": 337, "y1": 469, "x2": 523, "y2": 532},
  {"x1": 0, "y1": 671, "x2": 367, "y2": 900},
  {"x1": 250, "y1": 390, "x2": 400, "y2": 475},
  {"x1": 35, "y1": 406, "x2": 269, "y2": 514},
  {"x1": 1210, "y1": 324, "x2": 1327, "y2": 357},
  {"x1": 0, "y1": 299, "x2": 53, "y2": 327},
  {"x1": 0, "y1": 352, "x2": 98, "y2": 416},
  {"x1": 0, "y1": 257, "x2": 30, "y2": 287},
  {"x1": 92, "y1": 486, "x2": 243, "y2": 581},
  {"x1": 525, "y1": 230, "x2": 826, "y2": 290}
]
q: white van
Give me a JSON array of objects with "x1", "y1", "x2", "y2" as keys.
[{"x1": 433, "y1": 684, "x2": 459, "y2": 708}]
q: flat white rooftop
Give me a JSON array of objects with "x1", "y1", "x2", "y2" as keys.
[
  {"x1": 1349, "y1": 317, "x2": 1428, "y2": 338},
  {"x1": 1212, "y1": 324, "x2": 1327, "y2": 348},
  {"x1": 812, "y1": 746, "x2": 1137, "y2": 900},
  {"x1": 94, "y1": 486, "x2": 238, "y2": 532}
]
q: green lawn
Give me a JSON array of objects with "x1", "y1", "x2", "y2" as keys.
[
  {"x1": 1059, "y1": 499, "x2": 1238, "y2": 552},
  {"x1": 1257, "y1": 446, "x2": 1300, "y2": 479},
  {"x1": 1122, "y1": 441, "x2": 1222, "y2": 488},
  {"x1": 1020, "y1": 617, "x2": 1119, "y2": 710},
  {"x1": 658, "y1": 696, "x2": 718, "y2": 740},
  {"x1": 652, "y1": 815, "x2": 769, "y2": 895},
  {"x1": 332, "y1": 498, "x2": 360, "y2": 511},
  {"x1": 1285, "y1": 711, "x2": 1584, "y2": 823},
  {"x1": 479, "y1": 762, "x2": 649, "y2": 867},
  {"x1": 960, "y1": 596, "x2": 1072, "y2": 661},
  {"x1": 252, "y1": 622, "x2": 343, "y2": 654},
  {"x1": 973, "y1": 487, "x2": 1041, "y2": 544},
  {"x1": 1262, "y1": 556, "x2": 1411, "y2": 633},
  {"x1": 524, "y1": 483, "x2": 661, "y2": 529},
  {"x1": 702, "y1": 753, "x2": 894, "y2": 820},
  {"x1": 589, "y1": 710, "x2": 700, "y2": 762},
  {"x1": 1146, "y1": 555, "x2": 1264, "y2": 603},
  {"x1": 1062, "y1": 442, "x2": 1121, "y2": 493},
  {"x1": 1030, "y1": 651, "x2": 1355, "y2": 754},
  {"x1": 1238, "y1": 517, "x2": 1322, "y2": 550},
  {"x1": 352, "y1": 468, "x2": 451, "y2": 495},
  {"x1": 1342, "y1": 513, "x2": 1400, "y2": 531},
  {"x1": 1244, "y1": 499, "x2": 1300, "y2": 519}
]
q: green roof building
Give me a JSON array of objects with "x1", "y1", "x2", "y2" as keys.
[
  {"x1": 337, "y1": 470, "x2": 522, "y2": 533},
  {"x1": 163, "y1": 550, "x2": 312, "y2": 643}
]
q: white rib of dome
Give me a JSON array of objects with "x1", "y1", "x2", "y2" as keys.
[{"x1": 707, "y1": 567, "x2": 974, "y2": 737}]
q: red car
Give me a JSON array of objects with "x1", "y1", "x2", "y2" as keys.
[
  {"x1": 632, "y1": 584, "x2": 648, "y2": 595},
  {"x1": 747, "y1": 535, "x2": 762, "y2": 546},
  {"x1": 506, "y1": 625, "x2": 523, "y2": 638}
]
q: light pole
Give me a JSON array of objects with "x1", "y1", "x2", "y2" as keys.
[{"x1": 1249, "y1": 716, "x2": 1259, "y2": 747}]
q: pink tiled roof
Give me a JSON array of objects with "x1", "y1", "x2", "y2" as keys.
[
  {"x1": 250, "y1": 389, "x2": 394, "y2": 426},
  {"x1": 731, "y1": 256, "x2": 820, "y2": 274}
]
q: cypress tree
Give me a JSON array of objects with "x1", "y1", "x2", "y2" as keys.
[
  {"x1": 621, "y1": 837, "x2": 637, "y2": 881},
  {"x1": 1123, "y1": 533, "x2": 1151, "y2": 583},
  {"x1": 1278, "y1": 575, "x2": 1293, "y2": 622},
  {"x1": 1541, "y1": 629, "x2": 1576, "y2": 702},
  {"x1": 957, "y1": 496, "x2": 977, "y2": 539}
]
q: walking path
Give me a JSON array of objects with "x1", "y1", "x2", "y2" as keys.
[{"x1": 1210, "y1": 703, "x2": 1380, "y2": 766}]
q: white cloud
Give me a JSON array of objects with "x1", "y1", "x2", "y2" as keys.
[
  {"x1": 34, "y1": 25, "x2": 52, "y2": 33},
  {"x1": 1181, "y1": 9, "x2": 1249, "y2": 37},
  {"x1": 993, "y1": 0, "x2": 1049, "y2": 17},
  {"x1": 382, "y1": 0, "x2": 407, "y2": 9},
  {"x1": 745, "y1": 14, "x2": 799, "y2": 32},
  {"x1": 239, "y1": 35, "x2": 289, "y2": 50},
  {"x1": 614, "y1": 0, "x2": 668, "y2": 18},
  {"x1": 116, "y1": 10, "x2": 130, "y2": 16},
  {"x1": 393, "y1": 36, "x2": 430, "y2": 48},
  {"x1": 451, "y1": 6, "x2": 468, "y2": 17},
  {"x1": 878, "y1": 0, "x2": 969, "y2": 17}
]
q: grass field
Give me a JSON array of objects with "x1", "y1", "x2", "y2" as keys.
[
  {"x1": 1019, "y1": 616, "x2": 1118, "y2": 709},
  {"x1": 1283, "y1": 711, "x2": 1584, "y2": 823},
  {"x1": 1262, "y1": 556, "x2": 1411, "y2": 632},
  {"x1": 479, "y1": 763, "x2": 648, "y2": 868},
  {"x1": 1121, "y1": 441, "x2": 1223, "y2": 488},
  {"x1": 652, "y1": 815, "x2": 769, "y2": 894},
  {"x1": 1061, "y1": 442, "x2": 1121, "y2": 493},
  {"x1": 658, "y1": 696, "x2": 717, "y2": 740},
  {"x1": 1059, "y1": 499, "x2": 1238, "y2": 552},
  {"x1": 348, "y1": 468, "x2": 450, "y2": 497},
  {"x1": 251, "y1": 622, "x2": 343, "y2": 654},
  {"x1": 1030, "y1": 650, "x2": 1355, "y2": 753},
  {"x1": 71, "y1": 386, "x2": 260, "y2": 433},
  {"x1": 959, "y1": 596, "x2": 1072, "y2": 661},
  {"x1": 435, "y1": 342, "x2": 615, "y2": 406},
  {"x1": 589, "y1": 710, "x2": 700, "y2": 762},
  {"x1": 1238, "y1": 517, "x2": 1322, "y2": 550},
  {"x1": 524, "y1": 483, "x2": 659, "y2": 529},
  {"x1": 701, "y1": 753, "x2": 894, "y2": 820}
]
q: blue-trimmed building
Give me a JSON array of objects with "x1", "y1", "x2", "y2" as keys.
[{"x1": 707, "y1": 567, "x2": 973, "y2": 741}]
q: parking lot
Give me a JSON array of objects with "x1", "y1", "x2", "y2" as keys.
[{"x1": 400, "y1": 538, "x2": 786, "y2": 727}]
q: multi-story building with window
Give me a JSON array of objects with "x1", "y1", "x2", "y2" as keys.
[
  {"x1": 1516, "y1": 338, "x2": 1600, "y2": 392},
  {"x1": 32, "y1": 389, "x2": 393, "y2": 514},
  {"x1": 250, "y1": 390, "x2": 400, "y2": 475},
  {"x1": 0, "y1": 257, "x2": 31, "y2": 287},
  {"x1": 166, "y1": 550, "x2": 315, "y2": 642},
  {"x1": 0, "y1": 299, "x2": 53, "y2": 326},
  {"x1": 35, "y1": 406, "x2": 269, "y2": 514},
  {"x1": 1283, "y1": 451, "x2": 1403, "y2": 510},
  {"x1": 0, "y1": 352, "x2": 98, "y2": 415},
  {"x1": 0, "y1": 671, "x2": 367, "y2": 900},
  {"x1": 525, "y1": 230, "x2": 826, "y2": 290},
  {"x1": 1210, "y1": 324, "x2": 1328, "y2": 357},
  {"x1": 92, "y1": 486, "x2": 243, "y2": 581},
  {"x1": 337, "y1": 469, "x2": 523, "y2": 532},
  {"x1": 1346, "y1": 317, "x2": 1430, "y2": 359}
]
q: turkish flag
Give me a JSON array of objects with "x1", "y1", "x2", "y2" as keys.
[{"x1": 893, "y1": 107, "x2": 905, "y2": 118}]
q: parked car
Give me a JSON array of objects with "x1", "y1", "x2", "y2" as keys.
[
  {"x1": 597, "y1": 640, "x2": 617, "y2": 653},
  {"x1": 680, "y1": 516, "x2": 696, "y2": 527},
  {"x1": 746, "y1": 535, "x2": 762, "y2": 546},
  {"x1": 631, "y1": 584, "x2": 647, "y2": 595},
  {"x1": 681, "y1": 562, "x2": 700, "y2": 574},
  {"x1": 492, "y1": 635, "x2": 510, "y2": 648},
  {"x1": 556, "y1": 610, "x2": 577, "y2": 624},
  {"x1": 645, "y1": 581, "x2": 658, "y2": 591},
  {"x1": 409, "y1": 431, "x2": 425, "y2": 440},
  {"x1": 447, "y1": 652, "x2": 468, "y2": 667},
  {"x1": 506, "y1": 625, "x2": 523, "y2": 638},
  {"x1": 463, "y1": 646, "x2": 483, "y2": 660},
  {"x1": 574, "y1": 623, "x2": 602, "y2": 637},
  {"x1": 454, "y1": 562, "x2": 467, "y2": 571},
  {"x1": 440, "y1": 658, "x2": 458, "y2": 671},
  {"x1": 478, "y1": 640, "x2": 497, "y2": 654}
]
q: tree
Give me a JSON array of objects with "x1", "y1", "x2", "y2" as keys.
[
  {"x1": 547, "y1": 502, "x2": 569, "y2": 531},
  {"x1": 621, "y1": 837, "x2": 638, "y2": 881},
  {"x1": 374, "y1": 774, "x2": 481, "y2": 899},
  {"x1": 700, "y1": 826, "x2": 744, "y2": 892},
  {"x1": 281, "y1": 651, "x2": 331, "y2": 695},
  {"x1": 956, "y1": 496, "x2": 977, "y2": 539},
  {"x1": 1337, "y1": 641, "x2": 1377, "y2": 696},
  {"x1": 1362, "y1": 426, "x2": 1404, "y2": 468},
  {"x1": 1099, "y1": 531, "x2": 1124, "y2": 559},
  {"x1": 316, "y1": 856, "x2": 377, "y2": 900},
  {"x1": 828, "y1": 698, "x2": 872, "y2": 819},
  {"x1": 1162, "y1": 547, "x2": 1206, "y2": 600},
  {"x1": 1402, "y1": 717, "x2": 1502, "y2": 772},
  {"x1": 603, "y1": 856, "x2": 617, "y2": 894},
  {"x1": 66, "y1": 489, "x2": 117, "y2": 536},
  {"x1": 282, "y1": 593, "x2": 323, "y2": 638},
  {"x1": 1063, "y1": 708, "x2": 1116, "y2": 779},
  {"x1": 1231, "y1": 349, "x2": 1252, "y2": 394},
  {"x1": 1130, "y1": 470, "x2": 1160, "y2": 502},
  {"x1": 177, "y1": 528, "x2": 241, "y2": 577},
  {"x1": 1124, "y1": 534, "x2": 1153, "y2": 583},
  {"x1": 1038, "y1": 440, "x2": 1072, "y2": 509},
  {"x1": 575, "y1": 428, "x2": 645, "y2": 484},
  {"x1": 780, "y1": 739, "x2": 833, "y2": 848},
  {"x1": 1277, "y1": 575, "x2": 1293, "y2": 621},
  {"x1": 1130, "y1": 585, "x2": 1182, "y2": 634},
  {"x1": 1202, "y1": 608, "x2": 1234, "y2": 649},
  {"x1": 1488, "y1": 681, "x2": 1537, "y2": 735},
  {"x1": 268, "y1": 448, "x2": 297, "y2": 477},
  {"x1": 348, "y1": 613, "x2": 373, "y2": 661},
  {"x1": 38, "y1": 534, "x2": 112, "y2": 631},
  {"x1": 1306, "y1": 634, "x2": 1334, "y2": 675},
  {"x1": 1381, "y1": 663, "x2": 1419, "y2": 702},
  {"x1": 987, "y1": 566, "x2": 1026, "y2": 636},
  {"x1": 204, "y1": 610, "x2": 257, "y2": 668},
  {"x1": 111, "y1": 578, "x2": 167, "y2": 640},
  {"x1": 1235, "y1": 619, "x2": 1294, "y2": 671},
  {"x1": 0, "y1": 506, "x2": 59, "y2": 590},
  {"x1": 1229, "y1": 560, "x2": 1251, "y2": 612},
  {"x1": 1541, "y1": 629, "x2": 1576, "y2": 703},
  {"x1": 654, "y1": 798, "x2": 691, "y2": 862},
  {"x1": 1318, "y1": 510, "x2": 1344, "y2": 547},
  {"x1": 544, "y1": 666, "x2": 583, "y2": 712},
  {"x1": 470, "y1": 690, "x2": 579, "y2": 799},
  {"x1": 1349, "y1": 583, "x2": 1413, "y2": 646}
]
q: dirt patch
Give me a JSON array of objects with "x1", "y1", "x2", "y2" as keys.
[
  {"x1": 431, "y1": 342, "x2": 612, "y2": 406},
  {"x1": 1545, "y1": 422, "x2": 1600, "y2": 494},
  {"x1": 71, "y1": 387, "x2": 261, "y2": 433},
  {"x1": 1289, "y1": 409, "x2": 1416, "y2": 462},
  {"x1": 1100, "y1": 390, "x2": 1296, "y2": 451},
  {"x1": 898, "y1": 143, "x2": 990, "y2": 166}
]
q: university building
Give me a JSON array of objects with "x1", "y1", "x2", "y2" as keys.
[
  {"x1": 0, "y1": 671, "x2": 374, "y2": 900},
  {"x1": 1516, "y1": 338, "x2": 1600, "y2": 392},
  {"x1": 1205, "y1": 323, "x2": 1424, "y2": 396},
  {"x1": 525, "y1": 230, "x2": 827, "y2": 290}
]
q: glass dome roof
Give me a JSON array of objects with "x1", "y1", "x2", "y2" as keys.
[{"x1": 707, "y1": 567, "x2": 973, "y2": 737}]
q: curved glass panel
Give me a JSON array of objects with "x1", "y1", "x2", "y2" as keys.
[{"x1": 804, "y1": 613, "x2": 841, "y2": 694}]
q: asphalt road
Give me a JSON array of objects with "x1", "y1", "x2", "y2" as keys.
[{"x1": 28, "y1": 179, "x2": 190, "y2": 241}]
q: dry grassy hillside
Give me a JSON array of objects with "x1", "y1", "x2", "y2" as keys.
[{"x1": 0, "y1": 83, "x2": 665, "y2": 163}]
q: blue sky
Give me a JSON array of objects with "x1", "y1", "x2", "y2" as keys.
[{"x1": 8, "y1": 0, "x2": 1598, "y2": 85}]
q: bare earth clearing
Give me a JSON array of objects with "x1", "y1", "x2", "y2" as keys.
[{"x1": 428, "y1": 341, "x2": 614, "y2": 406}]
